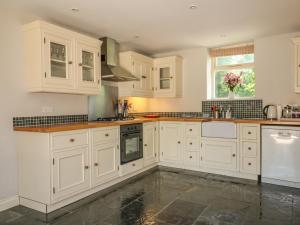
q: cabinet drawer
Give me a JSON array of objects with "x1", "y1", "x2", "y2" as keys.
[
  {"x1": 185, "y1": 138, "x2": 200, "y2": 150},
  {"x1": 51, "y1": 130, "x2": 89, "y2": 150},
  {"x1": 183, "y1": 151, "x2": 199, "y2": 168},
  {"x1": 93, "y1": 127, "x2": 119, "y2": 144},
  {"x1": 242, "y1": 157, "x2": 257, "y2": 173},
  {"x1": 120, "y1": 159, "x2": 143, "y2": 176},
  {"x1": 242, "y1": 126, "x2": 258, "y2": 140},
  {"x1": 185, "y1": 124, "x2": 201, "y2": 137},
  {"x1": 242, "y1": 142, "x2": 257, "y2": 157}
]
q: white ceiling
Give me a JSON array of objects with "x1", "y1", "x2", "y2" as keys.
[{"x1": 3, "y1": 0, "x2": 300, "y2": 54}]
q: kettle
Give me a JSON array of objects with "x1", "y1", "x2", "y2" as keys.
[{"x1": 263, "y1": 105, "x2": 277, "y2": 119}]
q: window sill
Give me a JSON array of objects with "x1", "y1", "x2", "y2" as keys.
[{"x1": 206, "y1": 97, "x2": 258, "y2": 101}]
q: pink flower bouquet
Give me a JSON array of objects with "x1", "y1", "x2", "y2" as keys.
[{"x1": 224, "y1": 72, "x2": 242, "y2": 92}]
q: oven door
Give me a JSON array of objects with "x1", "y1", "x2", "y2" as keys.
[{"x1": 120, "y1": 132, "x2": 143, "y2": 164}]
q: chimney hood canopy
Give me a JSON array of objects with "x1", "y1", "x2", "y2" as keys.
[{"x1": 100, "y1": 37, "x2": 139, "y2": 82}]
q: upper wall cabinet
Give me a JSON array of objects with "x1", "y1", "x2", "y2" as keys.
[
  {"x1": 292, "y1": 37, "x2": 300, "y2": 93},
  {"x1": 118, "y1": 51, "x2": 154, "y2": 98},
  {"x1": 23, "y1": 20, "x2": 102, "y2": 95},
  {"x1": 153, "y1": 56, "x2": 183, "y2": 98}
]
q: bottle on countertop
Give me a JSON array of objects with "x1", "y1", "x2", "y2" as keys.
[{"x1": 226, "y1": 105, "x2": 232, "y2": 119}]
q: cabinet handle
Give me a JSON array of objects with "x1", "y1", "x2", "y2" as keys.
[
  {"x1": 105, "y1": 133, "x2": 109, "y2": 137},
  {"x1": 132, "y1": 163, "x2": 136, "y2": 167},
  {"x1": 232, "y1": 154, "x2": 236, "y2": 157},
  {"x1": 78, "y1": 63, "x2": 82, "y2": 66},
  {"x1": 177, "y1": 141, "x2": 181, "y2": 144},
  {"x1": 189, "y1": 156, "x2": 193, "y2": 159},
  {"x1": 142, "y1": 76, "x2": 147, "y2": 79},
  {"x1": 84, "y1": 165, "x2": 89, "y2": 169},
  {"x1": 144, "y1": 144, "x2": 147, "y2": 147},
  {"x1": 170, "y1": 76, "x2": 173, "y2": 79},
  {"x1": 248, "y1": 162, "x2": 252, "y2": 166},
  {"x1": 68, "y1": 61, "x2": 73, "y2": 64},
  {"x1": 189, "y1": 142, "x2": 193, "y2": 145},
  {"x1": 189, "y1": 129, "x2": 192, "y2": 131},
  {"x1": 248, "y1": 147, "x2": 252, "y2": 150},
  {"x1": 70, "y1": 138, "x2": 75, "y2": 142},
  {"x1": 248, "y1": 131, "x2": 252, "y2": 135},
  {"x1": 94, "y1": 163, "x2": 99, "y2": 167}
]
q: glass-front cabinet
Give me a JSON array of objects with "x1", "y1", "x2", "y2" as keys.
[
  {"x1": 77, "y1": 40, "x2": 101, "y2": 90},
  {"x1": 153, "y1": 56, "x2": 182, "y2": 98},
  {"x1": 43, "y1": 32, "x2": 74, "y2": 88}
]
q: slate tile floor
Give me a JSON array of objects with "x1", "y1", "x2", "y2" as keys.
[{"x1": 1, "y1": 169, "x2": 300, "y2": 225}]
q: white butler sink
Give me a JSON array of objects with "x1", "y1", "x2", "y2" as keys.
[{"x1": 202, "y1": 121, "x2": 237, "y2": 139}]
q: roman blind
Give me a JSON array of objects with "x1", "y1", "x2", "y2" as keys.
[{"x1": 209, "y1": 44, "x2": 254, "y2": 57}]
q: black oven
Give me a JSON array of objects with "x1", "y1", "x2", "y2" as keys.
[{"x1": 120, "y1": 123, "x2": 143, "y2": 165}]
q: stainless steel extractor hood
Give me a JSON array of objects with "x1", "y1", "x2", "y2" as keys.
[{"x1": 100, "y1": 37, "x2": 139, "y2": 82}]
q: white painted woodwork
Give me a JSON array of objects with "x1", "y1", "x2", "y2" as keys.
[
  {"x1": 143, "y1": 122, "x2": 158, "y2": 167},
  {"x1": 201, "y1": 140, "x2": 238, "y2": 171},
  {"x1": 153, "y1": 56, "x2": 183, "y2": 98},
  {"x1": 51, "y1": 130, "x2": 89, "y2": 150},
  {"x1": 23, "y1": 20, "x2": 102, "y2": 95},
  {"x1": 52, "y1": 147, "x2": 90, "y2": 202},
  {"x1": 92, "y1": 142, "x2": 120, "y2": 187},
  {"x1": 239, "y1": 124, "x2": 261, "y2": 174},
  {"x1": 202, "y1": 121, "x2": 237, "y2": 139},
  {"x1": 15, "y1": 121, "x2": 262, "y2": 213},
  {"x1": 292, "y1": 37, "x2": 300, "y2": 92},
  {"x1": 119, "y1": 51, "x2": 154, "y2": 97},
  {"x1": 159, "y1": 122, "x2": 184, "y2": 166},
  {"x1": 119, "y1": 159, "x2": 144, "y2": 176}
]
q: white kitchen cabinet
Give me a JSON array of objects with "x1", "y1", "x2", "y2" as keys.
[
  {"x1": 160, "y1": 122, "x2": 184, "y2": 167},
  {"x1": 153, "y1": 56, "x2": 183, "y2": 98},
  {"x1": 183, "y1": 150, "x2": 200, "y2": 170},
  {"x1": 76, "y1": 37, "x2": 101, "y2": 92},
  {"x1": 239, "y1": 124, "x2": 260, "y2": 175},
  {"x1": 292, "y1": 37, "x2": 300, "y2": 93},
  {"x1": 23, "y1": 20, "x2": 101, "y2": 95},
  {"x1": 118, "y1": 51, "x2": 153, "y2": 97},
  {"x1": 52, "y1": 147, "x2": 90, "y2": 202},
  {"x1": 92, "y1": 142, "x2": 120, "y2": 187},
  {"x1": 91, "y1": 126, "x2": 120, "y2": 186},
  {"x1": 201, "y1": 140, "x2": 238, "y2": 171},
  {"x1": 143, "y1": 122, "x2": 158, "y2": 167}
]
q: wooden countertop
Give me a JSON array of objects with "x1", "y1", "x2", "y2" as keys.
[{"x1": 13, "y1": 117, "x2": 300, "y2": 133}]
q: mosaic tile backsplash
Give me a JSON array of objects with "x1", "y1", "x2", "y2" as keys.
[
  {"x1": 202, "y1": 99, "x2": 263, "y2": 119},
  {"x1": 13, "y1": 115, "x2": 88, "y2": 127}
]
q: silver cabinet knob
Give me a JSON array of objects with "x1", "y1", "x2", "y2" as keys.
[
  {"x1": 248, "y1": 131, "x2": 252, "y2": 135},
  {"x1": 177, "y1": 141, "x2": 181, "y2": 144},
  {"x1": 189, "y1": 156, "x2": 193, "y2": 159},
  {"x1": 189, "y1": 129, "x2": 192, "y2": 131},
  {"x1": 248, "y1": 162, "x2": 252, "y2": 166},
  {"x1": 232, "y1": 154, "x2": 236, "y2": 157},
  {"x1": 189, "y1": 142, "x2": 193, "y2": 145},
  {"x1": 248, "y1": 147, "x2": 252, "y2": 150}
]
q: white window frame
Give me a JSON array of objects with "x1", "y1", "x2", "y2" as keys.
[{"x1": 210, "y1": 55, "x2": 255, "y2": 99}]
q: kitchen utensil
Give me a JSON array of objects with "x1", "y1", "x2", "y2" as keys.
[{"x1": 263, "y1": 105, "x2": 277, "y2": 119}]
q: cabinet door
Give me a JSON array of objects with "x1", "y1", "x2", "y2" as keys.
[
  {"x1": 160, "y1": 123, "x2": 183, "y2": 165},
  {"x1": 141, "y1": 61, "x2": 153, "y2": 92},
  {"x1": 183, "y1": 151, "x2": 200, "y2": 170},
  {"x1": 143, "y1": 122, "x2": 158, "y2": 167},
  {"x1": 52, "y1": 147, "x2": 90, "y2": 202},
  {"x1": 297, "y1": 45, "x2": 300, "y2": 89},
  {"x1": 154, "y1": 59, "x2": 174, "y2": 95},
  {"x1": 201, "y1": 140, "x2": 237, "y2": 171},
  {"x1": 92, "y1": 142, "x2": 120, "y2": 187},
  {"x1": 132, "y1": 57, "x2": 143, "y2": 90},
  {"x1": 43, "y1": 32, "x2": 74, "y2": 88},
  {"x1": 76, "y1": 40, "x2": 101, "y2": 91}
]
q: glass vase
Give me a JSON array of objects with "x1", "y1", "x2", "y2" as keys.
[{"x1": 228, "y1": 90, "x2": 235, "y2": 99}]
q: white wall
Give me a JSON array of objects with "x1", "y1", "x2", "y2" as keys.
[
  {"x1": 0, "y1": 12, "x2": 88, "y2": 201},
  {"x1": 255, "y1": 32, "x2": 300, "y2": 105}
]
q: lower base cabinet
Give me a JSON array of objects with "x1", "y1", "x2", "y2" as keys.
[
  {"x1": 143, "y1": 122, "x2": 159, "y2": 167},
  {"x1": 201, "y1": 140, "x2": 238, "y2": 171},
  {"x1": 52, "y1": 146, "x2": 90, "y2": 202},
  {"x1": 183, "y1": 150, "x2": 200, "y2": 170},
  {"x1": 92, "y1": 142, "x2": 120, "y2": 187}
]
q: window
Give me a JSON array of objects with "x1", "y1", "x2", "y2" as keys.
[{"x1": 210, "y1": 44, "x2": 255, "y2": 99}]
